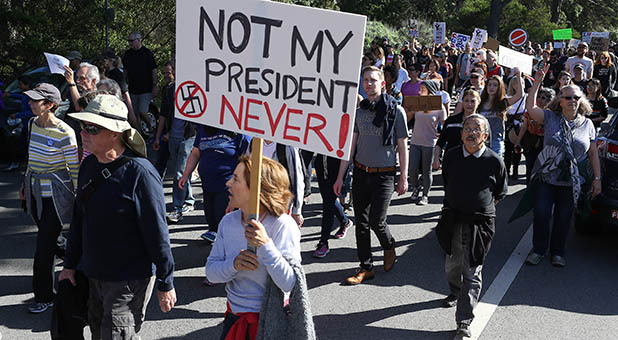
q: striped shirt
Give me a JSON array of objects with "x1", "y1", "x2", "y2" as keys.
[{"x1": 28, "y1": 120, "x2": 79, "y2": 197}]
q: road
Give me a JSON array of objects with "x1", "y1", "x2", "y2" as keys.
[{"x1": 1, "y1": 160, "x2": 617, "y2": 340}]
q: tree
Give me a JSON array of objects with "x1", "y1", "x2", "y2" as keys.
[{"x1": 487, "y1": 0, "x2": 512, "y2": 38}]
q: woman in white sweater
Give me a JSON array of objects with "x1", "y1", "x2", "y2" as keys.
[{"x1": 206, "y1": 156, "x2": 301, "y2": 340}]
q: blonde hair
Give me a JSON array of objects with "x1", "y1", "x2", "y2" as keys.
[
  {"x1": 238, "y1": 155, "x2": 293, "y2": 217},
  {"x1": 547, "y1": 84, "x2": 593, "y2": 117},
  {"x1": 362, "y1": 66, "x2": 384, "y2": 80}
]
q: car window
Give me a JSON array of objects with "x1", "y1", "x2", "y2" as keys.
[{"x1": 609, "y1": 114, "x2": 618, "y2": 141}]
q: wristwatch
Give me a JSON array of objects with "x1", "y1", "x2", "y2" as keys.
[
  {"x1": 68, "y1": 83, "x2": 76, "y2": 87},
  {"x1": 594, "y1": 176, "x2": 601, "y2": 181}
]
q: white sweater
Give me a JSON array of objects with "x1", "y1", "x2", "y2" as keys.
[{"x1": 205, "y1": 210, "x2": 301, "y2": 313}]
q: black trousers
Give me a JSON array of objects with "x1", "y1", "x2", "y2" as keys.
[
  {"x1": 31, "y1": 197, "x2": 63, "y2": 303},
  {"x1": 352, "y1": 168, "x2": 396, "y2": 270},
  {"x1": 504, "y1": 139, "x2": 521, "y2": 175}
]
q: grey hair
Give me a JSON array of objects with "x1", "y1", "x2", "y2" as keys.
[
  {"x1": 463, "y1": 113, "x2": 491, "y2": 133},
  {"x1": 546, "y1": 84, "x2": 593, "y2": 116},
  {"x1": 79, "y1": 62, "x2": 100, "y2": 84},
  {"x1": 97, "y1": 79, "x2": 122, "y2": 99}
]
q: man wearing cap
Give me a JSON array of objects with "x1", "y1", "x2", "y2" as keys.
[
  {"x1": 66, "y1": 51, "x2": 82, "y2": 71},
  {"x1": 59, "y1": 95, "x2": 176, "y2": 339},
  {"x1": 565, "y1": 42, "x2": 594, "y2": 79},
  {"x1": 123, "y1": 32, "x2": 158, "y2": 118}
]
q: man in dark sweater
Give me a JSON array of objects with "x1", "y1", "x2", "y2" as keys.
[
  {"x1": 437, "y1": 113, "x2": 507, "y2": 338},
  {"x1": 60, "y1": 95, "x2": 176, "y2": 339}
]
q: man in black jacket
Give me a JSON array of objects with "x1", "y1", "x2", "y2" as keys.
[{"x1": 437, "y1": 113, "x2": 507, "y2": 338}]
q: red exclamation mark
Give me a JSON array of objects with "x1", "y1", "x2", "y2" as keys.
[{"x1": 337, "y1": 114, "x2": 350, "y2": 158}]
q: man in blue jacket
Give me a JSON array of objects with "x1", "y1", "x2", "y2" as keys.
[{"x1": 60, "y1": 95, "x2": 176, "y2": 340}]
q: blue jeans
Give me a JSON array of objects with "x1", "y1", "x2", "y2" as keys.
[
  {"x1": 490, "y1": 139, "x2": 504, "y2": 157},
  {"x1": 129, "y1": 93, "x2": 152, "y2": 114},
  {"x1": 203, "y1": 190, "x2": 229, "y2": 233},
  {"x1": 315, "y1": 164, "x2": 349, "y2": 245},
  {"x1": 532, "y1": 181, "x2": 575, "y2": 256},
  {"x1": 168, "y1": 137, "x2": 195, "y2": 211}
]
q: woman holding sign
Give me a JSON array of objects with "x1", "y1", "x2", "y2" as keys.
[
  {"x1": 478, "y1": 74, "x2": 523, "y2": 156},
  {"x1": 205, "y1": 156, "x2": 312, "y2": 340},
  {"x1": 408, "y1": 80, "x2": 447, "y2": 205}
]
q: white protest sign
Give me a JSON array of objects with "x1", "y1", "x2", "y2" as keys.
[
  {"x1": 554, "y1": 42, "x2": 563, "y2": 49},
  {"x1": 176, "y1": 0, "x2": 366, "y2": 160},
  {"x1": 471, "y1": 28, "x2": 487, "y2": 50},
  {"x1": 43, "y1": 53, "x2": 69, "y2": 74},
  {"x1": 433, "y1": 22, "x2": 446, "y2": 44},
  {"x1": 450, "y1": 32, "x2": 470, "y2": 50},
  {"x1": 582, "y1": 32, "x2": 609, "y2": 44},
  {"x1": 498, "y1": 45, "x2": 533, "y2": 75}
]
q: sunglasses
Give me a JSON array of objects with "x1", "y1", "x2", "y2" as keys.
[
  {"x1": 470, "y1": 75, "x2": 481, "y2": 79},
  {"x1": 562, "y1": 96, "x2": 581, "y2": 101},
  {"x1": 80, "y1": 122, "x2": 103, "y2": 135}
]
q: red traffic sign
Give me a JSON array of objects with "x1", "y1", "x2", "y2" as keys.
[{"x1": 509, "y1": 29, "x2": 528, "y2": 47}]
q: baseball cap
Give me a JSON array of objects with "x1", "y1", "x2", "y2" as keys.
[
  {"x1": 66, "y1": 50, "x2": 83, "y2": 60},
  {"x1": 23, "y1": 83, "x2": 61, "y2": 104},
  {"x1": 574, "y1": 64, "x2": 585, "y2": 70}
]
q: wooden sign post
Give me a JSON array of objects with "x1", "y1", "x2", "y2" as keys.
[{"x1": 247, "y1": 137, "x2": 263, "y2": 253}]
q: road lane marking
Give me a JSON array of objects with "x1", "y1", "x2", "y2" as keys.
[{"x1": 454, "y1": 224, "x2": 533, "y2": 340}]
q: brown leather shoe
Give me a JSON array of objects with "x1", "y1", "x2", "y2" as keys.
[
  {"x1": 344, "y1": 268, "x2": 375, "y2": 285},
  {"x1": 383, "y1": 244, "x2": 396, "y2": 272}
]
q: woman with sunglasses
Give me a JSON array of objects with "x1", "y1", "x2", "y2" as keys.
[
  {"x1": 593, "y1": 51, "x2": 617, "y2": 98},
  {"x1": 585, "y1": 78, "x2": 609, "y2": 128},
  {"x1": 20, "y1": 84, "x2": 79, "y2": 314},
  {"x1": 524, "y1": 64, "x2": 601, "y2": 267}
]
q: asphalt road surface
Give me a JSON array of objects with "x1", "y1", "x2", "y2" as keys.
[{"x1": 1, "y1": 159, "x2": 617, "y2": 340}]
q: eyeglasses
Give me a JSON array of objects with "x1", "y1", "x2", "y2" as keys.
[
  {"x1": 562, "y1": 96, "x2": 581, "y2": 101},
  {"x1": 80, "y1": 122, "x2": 103, "y2": 135},
  {"x1": 538, "y1": 95, "x2": 551, "y2": 101},
  {"x1": 463, "y1": 127, "x2": 485, "y2": 134}
]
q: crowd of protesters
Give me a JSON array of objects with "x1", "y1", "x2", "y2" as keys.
[{"x1": 0, "y1": 28, "x2": 609, "y2": 339}]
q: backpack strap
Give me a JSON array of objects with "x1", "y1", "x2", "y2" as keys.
[{"x1": 77, "y1": 156, "x2": 132, "y2": 210}]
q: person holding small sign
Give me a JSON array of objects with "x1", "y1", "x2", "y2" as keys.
[
  {"x1": 408, "y1": 80, "x2": 447, "y2": 205},
  {"x1": 333, "y1": 66, "x2": 409, "y2": 285}
]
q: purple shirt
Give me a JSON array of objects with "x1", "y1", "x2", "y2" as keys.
[{"x1": 401, "y1": 80, "x2": 421, "y2": 97}]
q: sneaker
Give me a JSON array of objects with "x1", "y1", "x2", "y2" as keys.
[
  {"x1": 335, "y1": 220, "x2": 353, "y2": 239},
  {"x1": 441, "y1": 294, "x2": 458, "y2": 308},
  {"x1": 456, "y1": 323, "x2": 472, "y2": 338},
  {"x1": 551, "y1": 255, "x2": 566, "y2": 267},
  {"x1": 201, "y1": 231, "x2": 217, "y2": 243},
  {"x1": 166, "y1": 210, "x2": 183, "y2": 224},
  {"x1": 313, "y1": 243, "x2": 329, "y2": 258},
  {"x1": 181, "y1": 204, "x2": 195, "y2": 214},
  {"x1": 525, "y1": 252, "x2": 543, "y2": 265},
  {"x1": 417, "y1": 196, "x2": 428, "y2": 206},
  {"x1": 191, "y1": 171, "x2": 200, "y2": 183},
  {"x1": 28, "y1": 302, "x2": 53, "y2": 314}
]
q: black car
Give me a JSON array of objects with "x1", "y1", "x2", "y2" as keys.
[
  {"x1": 2, "y1": 66, "x2": 68, "y2": 117},
  {"x1": 575, "y1": 114, "x2": 618, "y2": 233}
]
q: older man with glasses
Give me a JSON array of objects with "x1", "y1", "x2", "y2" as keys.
[
  {"x1": 436, "y1": 113, "x2": 507, "y2": 338},
  {"x1": 59, "y1": 95, "x2": 176, "y2": 340}
]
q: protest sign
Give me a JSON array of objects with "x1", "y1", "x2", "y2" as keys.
[
  {"x1": 471, "y1": 28, "x2": 487, "y2": 50},
  {"x1": 433, "y1": 22, "x2": 446, "y2": 44},
  {"x1": 554, "y1": 42, "x2": 563, "y2": 49},
  {"x1": 485, "y1": 37, "x2": 500, "y2": 51},
  {"x1": 175, "y1": 0, "x2": 366, "y2": 160},
  {"x1": 552, "y1": 28, "x2": 572, "y2": 40},
  {"x1": 589, "y1": 36, "x2": 610, "y2": 52},
  {"x1": 403, "y1": 96, "x2": 442, "y2": 112},
  {"x1": 568, "y1": 39, "x2": 580, "y2": 49},
  {"x1": 582, "y1": 32, "x2": 609, "y2": 43},
  {"x1": 508, "y1": 29, "x2": 527, "y2": 47},
  {"x1": 43, "y1": 53, "x2": 69, "y2": 74},
  {"x1": 408, "y1": 19, "x2": 418, "y2": 38},
  {"x1": 451, "y1": 32, "x2": 470, "y2": 50},
  {"x1": 498, "y1": 46, "x2": 533, "y2": 75}
]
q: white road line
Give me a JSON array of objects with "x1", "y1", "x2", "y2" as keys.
[{"x1": 454, "y1": 224, "x2": 533, "y2": 340}]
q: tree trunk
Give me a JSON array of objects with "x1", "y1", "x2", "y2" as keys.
[
  {"x1": 551, "y1": 0, "x2": 564, "y2": 23},
  {"x1": 487, "y1": 0, "x2": 511, "y2": 38}
]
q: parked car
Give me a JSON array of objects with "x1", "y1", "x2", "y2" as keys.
[
  {"x1": 2, "y1": 66, "x2": 68, "y2": 118},
  {"x1": 575, "y1": 114, "x2": 618, "y2": 233}
]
